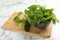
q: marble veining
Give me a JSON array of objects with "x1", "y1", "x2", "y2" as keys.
[{"x1": 0, "y1": 0, "x2": 60, "y2": 40}]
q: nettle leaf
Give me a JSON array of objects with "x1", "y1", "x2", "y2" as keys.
[
  {"x1": 25, "y1": 4, "x2": 58, "y2": 25},
  {"x1": 14, "y1": 16, "x2": 21, "y2": 24},
  {"x1": 24, "y1": 20, "x2": 31, "y2": 32},
  {"x1": 14, "y1": 16, "x2": 26, "y2": 24},
  {"x1": 52, "y1": 14, "x2": 57, "y2": 24}
]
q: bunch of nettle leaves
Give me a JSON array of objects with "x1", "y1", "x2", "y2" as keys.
[{"x1": 14, "y1": 5, "x2": 59, "y2": 32}]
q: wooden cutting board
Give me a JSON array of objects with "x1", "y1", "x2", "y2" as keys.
[{"x1": 3, "y1": 12, "x2": 53, "y2": 38}]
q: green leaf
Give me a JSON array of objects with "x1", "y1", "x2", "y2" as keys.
[
  {"x1": 24, "y1": 21, "x2": 31, "y2": 32},
  {"x1": 25, "y1": 4, "x2": 58, "y2": 25},
  {"x1": 14, "y1": 16, "x2": 21, "y2": 24},
  {"x1": 14, "y1": 16, "x2": 26, "y2": 24}
]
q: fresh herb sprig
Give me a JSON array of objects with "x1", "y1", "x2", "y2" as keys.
[
  {"x1": 14, "y1": 12, "x2": 26, "y2": 24},
  {"x1": 25, "y1": 5, "x2": 58, "y2": 25},
  {"x1": 14, "y1": 5, "x2": 59, "y2": 32},
  {"x1": 14, "y1": 12, "x2": 31, "y2": 32}
]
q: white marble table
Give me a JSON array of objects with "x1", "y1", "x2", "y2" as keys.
[{"x1": 0, "y1": 0, "x2": 60, "y2": 40}]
